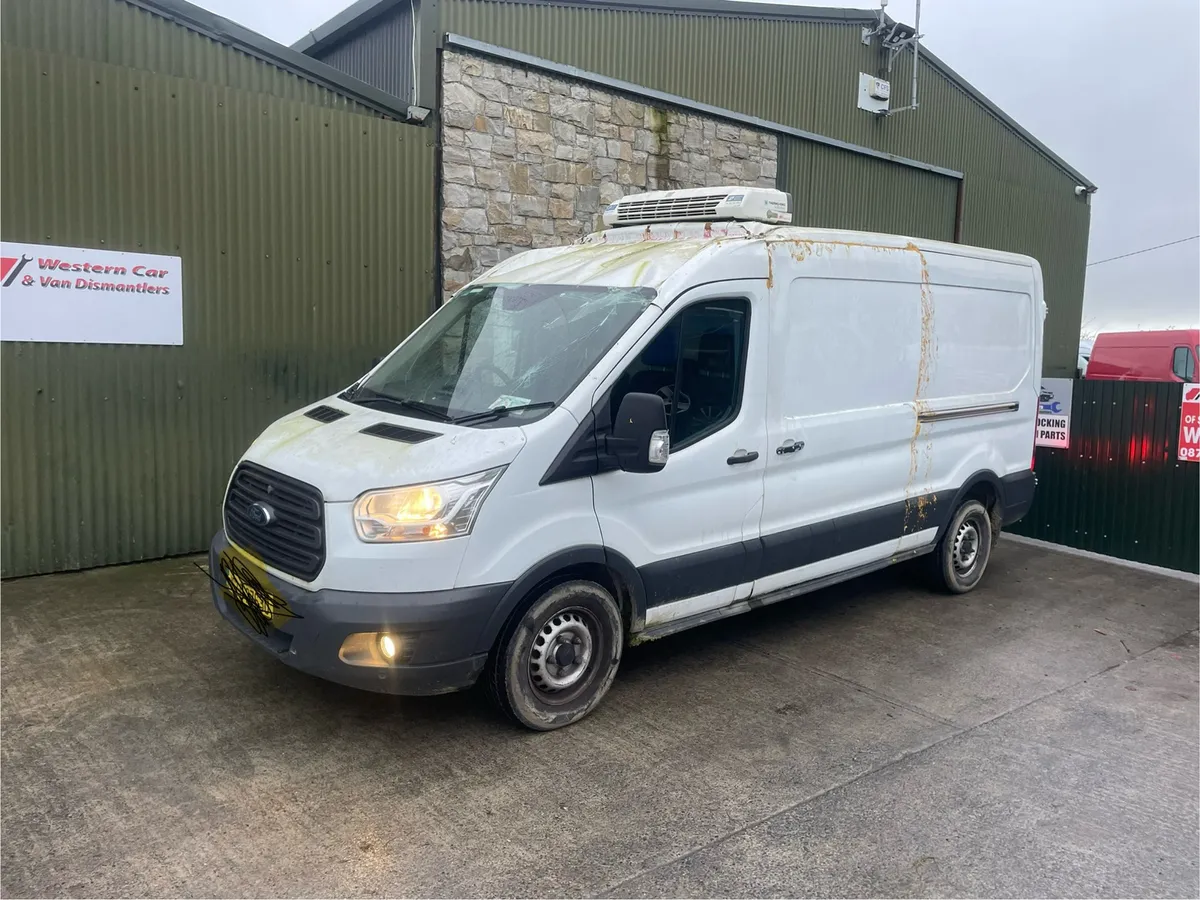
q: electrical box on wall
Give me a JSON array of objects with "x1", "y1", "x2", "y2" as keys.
[{"x1": 857, "y1": 72, "x2": 891, "y2": 113}]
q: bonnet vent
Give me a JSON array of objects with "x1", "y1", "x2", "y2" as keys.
[
  {"x1": 304, "y1": 405, "x2": 349, "y2": 423},
  {"x1": 360, "y1": 422, "x2": 439, "y2": 444}
]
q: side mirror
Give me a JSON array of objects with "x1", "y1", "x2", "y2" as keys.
[{"x1": 608, "y1": 392, "x2": 670, "y2": 473}]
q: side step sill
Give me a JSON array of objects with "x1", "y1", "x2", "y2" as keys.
[{"x1": 630, "y1": 545, "x2": 933, "y2": 645}]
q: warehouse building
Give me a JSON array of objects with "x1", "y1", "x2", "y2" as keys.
[
  {"x1": 295, "y1": 0, "x2": 1095, "y2": 358},
  {"x1": 1, "y1": 0, "x2": 1092, "y2": 577}
]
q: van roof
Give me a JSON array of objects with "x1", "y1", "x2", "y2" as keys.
[
  {"x1": 473, "y1": 235, "x2": 716, "y2": 290},
  {"x1": 473, "y1": 221, "x2": 1038, "y2": 290},
  {"x1": 1094, "y1": 329, "x2": 1200, "y2": 345}
]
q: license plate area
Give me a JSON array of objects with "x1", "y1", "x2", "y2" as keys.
[{"x1": 217, "y1": 546, "x2": 302, "y2": 645}]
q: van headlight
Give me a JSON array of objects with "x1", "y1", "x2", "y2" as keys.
[{"x1": 353, "y1": 467, "x2": 505, "y2": 543}]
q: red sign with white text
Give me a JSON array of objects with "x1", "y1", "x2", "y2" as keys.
[{"x1": 1179, "y1": 384, "x2": 1200, "y2": 463}]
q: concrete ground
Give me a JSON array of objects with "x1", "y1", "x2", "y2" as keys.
[{"x1": 2, "y1": 541, "x2": 1197, "y2": 899}]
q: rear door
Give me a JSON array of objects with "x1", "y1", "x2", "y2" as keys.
[{"x1": 590, "y1": 281, "x2": 769, "y2": 628}]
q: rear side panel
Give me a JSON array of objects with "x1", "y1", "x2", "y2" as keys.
[
  {"x1": 918, "y1": 246, "x2": 1041, "y2": 494},
  {"x1": 756, "y1": 237, "x2": 1039, "y2": 596}
]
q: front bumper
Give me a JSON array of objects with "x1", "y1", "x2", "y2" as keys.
[{"x1": 208, "y1": 531, "x2": 510, "y2": 696}]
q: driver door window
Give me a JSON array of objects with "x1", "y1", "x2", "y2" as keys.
[{"x1": 611, "y1": 299, "x2": 750, "y2": 449}]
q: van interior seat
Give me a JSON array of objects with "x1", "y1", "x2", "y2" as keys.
[
  {"x1": 678, "y1": 328, "x2": 736, "y2": 433},
  {"x1": 626, "y1": 326, "x2": 696, "y2": 404}
]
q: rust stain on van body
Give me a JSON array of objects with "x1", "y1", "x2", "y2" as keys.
[
  {"x1": 763, "y1": 234, "x2": 938, "y2": 537},
  {"x1": 904, "y1": 242, "x2": 937, "y2": 534}
]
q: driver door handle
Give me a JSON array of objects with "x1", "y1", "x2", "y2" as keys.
[
  {"x1": 776, "y1": 439, "x2": 804, "y2": 455},
  {"x1": 727, "y1": 450, "x2": 759, "y2": 465}
]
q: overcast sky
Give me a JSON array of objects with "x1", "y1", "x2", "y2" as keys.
[{"x1": 198, "y1": 0, "x2": 1200, "y2": 335}]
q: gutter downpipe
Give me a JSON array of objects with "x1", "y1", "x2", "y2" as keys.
[{"x1": 954, "y1": 178, "x2": 965, "y2": 243}]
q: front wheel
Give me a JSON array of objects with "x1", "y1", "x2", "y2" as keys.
[
  {"x1": 486, "y1": 580, "x2": 623, "y2": 731},
  {"x1": 929, "y1": 499, "x2": 993, "y2": 593}
]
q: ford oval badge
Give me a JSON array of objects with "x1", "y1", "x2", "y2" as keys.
[{"x1": 248, "y1": 501, "x2": 276, "y2": 527}]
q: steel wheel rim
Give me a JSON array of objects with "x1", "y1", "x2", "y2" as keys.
[
  {"x1": 952, "y1": 516, "x2": 983, "y2": 575},
  {"x1": 529, "y1": 607, "x2": 597, "y2": 698}
]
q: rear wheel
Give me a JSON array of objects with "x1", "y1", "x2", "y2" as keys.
[
  {"x1": 486, "y1": 580, "x2": 623, "y2": 731},
  {"x1": 929, "y1": 499, "x2": 993, "y2": 593}
]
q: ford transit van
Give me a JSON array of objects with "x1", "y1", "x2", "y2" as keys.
[{"x1": 209, "y1": 186, "x2": 1042, "y2": 730}]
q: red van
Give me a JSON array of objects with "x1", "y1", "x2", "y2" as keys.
[{"x1": 1085, "y1": 329, "x2": 1199, "y2": 382}]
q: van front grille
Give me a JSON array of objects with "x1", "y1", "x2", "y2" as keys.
[{"x1": 224, "y1": 463, "x2": 325, "y2": 581}]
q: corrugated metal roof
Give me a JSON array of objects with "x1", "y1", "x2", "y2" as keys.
[
  {"x1": 313, "y1": 1, "x2": 416, "y2": 102},
  {"x1": 123, "y1": 0, "x2": 421, "y2": 117},
  {"x1": 293, "y1": 0, "x2": 872, "y2": 54},
  {"x1": 293, "y1": 0, "x2": 417, "y2": 52}
]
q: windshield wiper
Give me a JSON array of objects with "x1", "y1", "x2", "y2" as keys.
[
  {"x1": 388, "y1": 397, "x2": 457, "y2": 423},
  {"x1": 453, "y1": 401, "x2": 557, "y2": 426},
  {"x1": 342, "y1": 386, "x2": 455, "y2": 423}
]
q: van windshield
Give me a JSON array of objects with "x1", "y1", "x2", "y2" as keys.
[{"x1": 352, "y1": 283, "x2": 656, "y2": 424}]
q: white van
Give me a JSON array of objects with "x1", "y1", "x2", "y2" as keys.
[{"x1": 210, "y1": 186, "x2": 1042, "y2": 730}]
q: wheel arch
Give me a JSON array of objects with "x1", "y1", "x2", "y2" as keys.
[
  {"x1": 935, "y1": 470, "x2": 1006, "y2": 544},
  {"x1": 473, "y1": 546, "x2": 647, "y2": 655}
]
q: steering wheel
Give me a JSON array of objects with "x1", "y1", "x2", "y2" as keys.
[
  {"x1": 656, "y1": 384, "x2": 690, "y2": 415},
  {"x1": 475, "y1": 364, "x2": 514, "y2": 390}
]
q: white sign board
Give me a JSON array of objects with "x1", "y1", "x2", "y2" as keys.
[
  {"x1": 1036, "y1": 377, "x2": 1074, "y2": 449},
  {"x1": 1, "y1": 241, "x2": 182, "y2": 345}
]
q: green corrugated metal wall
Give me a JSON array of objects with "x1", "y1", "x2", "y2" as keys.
[
  {"x1": 440, "y1": 0, "x2": 1091, "y2": 376},
  {"x1": 1011, "y1": 381, "x2": 1199, "y2": 574},
  {"x1": 780, "y1": 139, "x2": 958, "y2": 241},
  {"x1": 1, "y1": 1, "x2": 436, "y2": 577},
  {"x1": 1, "y1": 0, "x2": 376, "y2": 112}
]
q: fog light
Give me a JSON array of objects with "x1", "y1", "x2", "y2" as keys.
[
  {"x1": 339, "y1": 632, "x2": 403, "y2": 667},
  {"x1": 378, "y1": 633, "x2": 399, "y2": 662}
]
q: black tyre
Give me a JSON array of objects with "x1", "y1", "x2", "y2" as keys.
[
  {"x1": 486, "y1": 580, "x2": 623, "y2": 731},
  {"x1": 929, "y1": 499, "x2": 993, "y2": 594}
]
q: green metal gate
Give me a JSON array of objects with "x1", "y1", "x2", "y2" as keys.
[{"x1": 1011, "y1": 380, "x2": 1200, "y2": 574}]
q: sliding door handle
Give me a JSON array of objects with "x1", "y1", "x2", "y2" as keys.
[
  {"x1": 776, "y1": 439, "x2": 804, "y2": 455},
  {"x1": 727, "y1": 450, "x2": 759, "y2": 465}
]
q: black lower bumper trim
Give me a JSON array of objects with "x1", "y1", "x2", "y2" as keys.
[{"x1": 208, "y1": 531, "x2": 508, "y2": 696}]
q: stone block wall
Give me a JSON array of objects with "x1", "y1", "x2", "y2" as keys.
[{"x1": 440, "y1": 51, "x2": 777, "y2": 295}]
